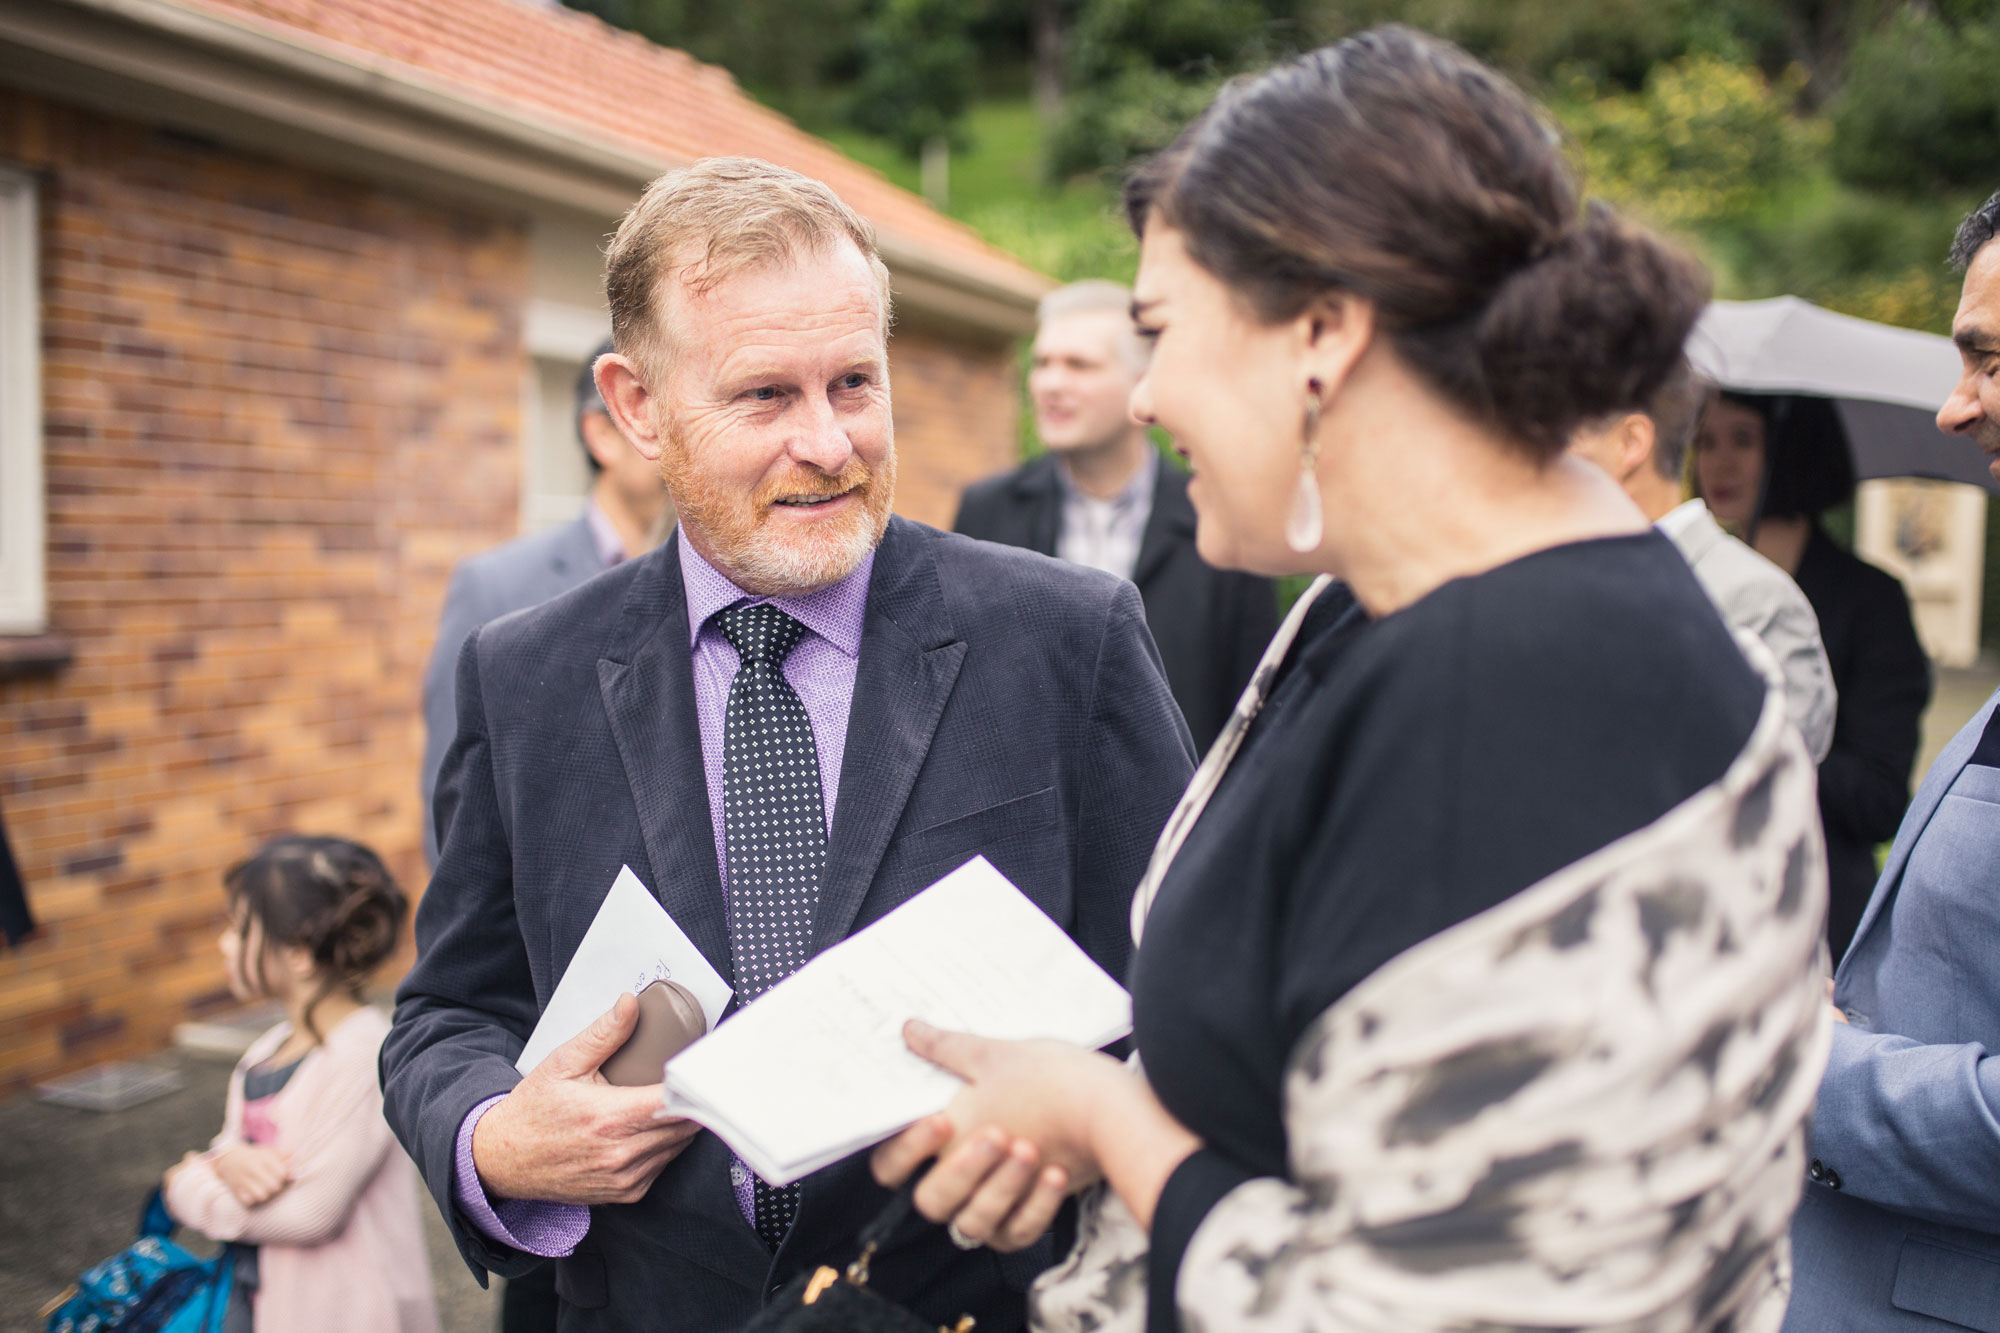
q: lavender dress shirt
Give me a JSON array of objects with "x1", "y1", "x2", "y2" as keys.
[{"x1": 450, "y1": 529, "x2": 874, "y2": 1257}]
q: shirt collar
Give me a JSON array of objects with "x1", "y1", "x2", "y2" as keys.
[
  {"x1": 1055, "y1": 453, "x2": 1156, "y2": 512},
  {"x1": 677, "y1": 527, "x2": 873, "y2": 659},
  {"x1": 583, "y1": 497, "x2": 626, "y2": 570},
  {"x1": 1656, "y1": 497, "x2": 1709, "y2": 542}
]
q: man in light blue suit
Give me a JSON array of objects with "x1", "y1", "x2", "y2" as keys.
[
  {"x1": 420, "y1": 339, "x2": 670, "y2": 865},
  {"x1": 1782, "y1": 190, "x2": 2000, "y2": 1331}
]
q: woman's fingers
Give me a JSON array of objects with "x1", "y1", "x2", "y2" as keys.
[
  {"x1": 871, "y1": 1112, "x2": 954, "y2": 1187},
  {"x1": 902, "y1": 1020, "x2": 991, "y2": 1079},
  {"x1": 911, "y1": 1126, "x2": 1010, "y2": 1223},
  {"x1": 944, "y1": 1138, "x2": 1042, "y2": 1244},
  {"x1": 991, "y1": 1164, "x2": 1069, "y2": 1253}
]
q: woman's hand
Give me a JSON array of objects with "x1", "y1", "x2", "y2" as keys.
[
  {"x1": 871, "y1": 1021, "x2": 1128, "y2": 1249},
  {"x1": 210, "y1": 1145, "x2": 292, "y2": 1207}
]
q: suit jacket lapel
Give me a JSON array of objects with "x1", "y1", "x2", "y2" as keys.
[
  {"x1": 1133, "y1": 457, "x2": 1193, "y2": 592},
  {"x1": 596, "y1": 539, "x2": 734, "y2": 984},
  {"x1": 814, "y1": 519, "x2": 967, "y2": 952},
  {"x1": 1839, "y1": 686, "x2": 2000, "y2": 975}
]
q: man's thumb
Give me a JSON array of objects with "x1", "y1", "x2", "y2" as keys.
[{"x1": 546, "y1": 992, "x2": 638, "y2": 1079}]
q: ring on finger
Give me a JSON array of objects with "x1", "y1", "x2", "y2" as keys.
[{"x1": 946, "y1": 1222, "x2": 983, "y2": 1251}]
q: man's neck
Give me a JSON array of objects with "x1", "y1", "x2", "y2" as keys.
[
  {"x1": 1625, "y1": 470, "x2": 1684, "y2": 524},
  {"x1": 1055, "y1": 432, "x2": 1152, "y2": 501},
  {"x1": 589, "y1": 476, "x2": 658, "y2": 561}
]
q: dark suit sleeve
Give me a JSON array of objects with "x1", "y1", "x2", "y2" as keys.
[
  {"x1": 421, "y1": 563, "x2": 497, "y2": 868},
  {"x1": 951, "y1": 484, "x2": 996, "y2": 542},
  {"x1": 384, "y1": 631, "x2": 547, "y2": 1282},
  {"x1": 1072, "y1": 581, "x2": 1197, "y2": 982},
  {"x1": 1820, "y1": 574, "x2": 1930, "y2": 846}
]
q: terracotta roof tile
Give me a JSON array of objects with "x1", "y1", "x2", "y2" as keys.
[{"x1": 172, "y1": 0, "x2": 1045, "y2": 292}]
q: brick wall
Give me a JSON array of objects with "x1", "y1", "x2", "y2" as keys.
[
  {"x1": 0, "y1": 93, "x2": 527, "y2": 1090},
  {"x1": 0, "y1": 91, "x2": 1023, "y2": 1092},
  {"x1": 886, "y1": 330, "x2": 1021, "y2": 529}
]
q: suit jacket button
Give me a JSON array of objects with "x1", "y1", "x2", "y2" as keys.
[
  {"x1": 1823, "y1": 1166, "x2": 1842, "y2": 1190},
  {"x1": 1808, "y1": 1159, "x2": 1825, "y2": 1183}
]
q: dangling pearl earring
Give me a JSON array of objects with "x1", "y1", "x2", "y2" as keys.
[{"x1": 1286, "y1": 384, "x2": 1325, "y2": 554}]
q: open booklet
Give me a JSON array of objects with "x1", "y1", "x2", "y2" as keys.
[{"x1": 662, "y1": 856, "x2": 1133, "y2": 1188}]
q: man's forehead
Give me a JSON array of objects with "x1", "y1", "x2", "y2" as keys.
[
  {"x1": 1956, "y1": 242, "x2": 2000, "y2": 336},
  {"x1": 1035, "y1": 308, "x2": 1131, "y2": 356}
]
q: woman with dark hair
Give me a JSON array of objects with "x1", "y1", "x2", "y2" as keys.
[
  {"x1": 1695, "y1": 393, "x2": 1931, "y2": 961},
  {"x1": 869, "y1": 26, "x2": 1830, "y2": 1333}
]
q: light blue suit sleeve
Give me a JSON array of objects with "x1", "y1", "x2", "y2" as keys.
[
  {"x1": 1809, "y1": 1018, "x2": 2000, "y2": 1233},
  {"x1": 422, "y1": 563, "x2": 502, "y2": 867}
]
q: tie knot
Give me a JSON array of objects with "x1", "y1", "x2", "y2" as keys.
[{"x1": 718, "y1": 602, "x2": 808, "y2": 670}]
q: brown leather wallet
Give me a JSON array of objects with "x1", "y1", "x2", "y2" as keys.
[{"x1": 601, "y1": 980, "x2": 708, "y2": 1087}]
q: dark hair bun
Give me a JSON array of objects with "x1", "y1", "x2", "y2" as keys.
[
  {"x1": 224, "y1": 834, "x2": 408, "y2": 1036},
  {"x1": 1477, "y1": 205, "x2": 1710, "y2": 454},
  {"x1": 1125, "y1": 25, "x2": 1709, "y2": 458}
]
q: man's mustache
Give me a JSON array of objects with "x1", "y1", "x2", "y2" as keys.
[{"x1": 755, "y1": 460, "x2": 873, "y2": 507}]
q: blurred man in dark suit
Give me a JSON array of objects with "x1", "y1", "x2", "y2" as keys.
[
  {"x1": 955, "y1": 281, "x2": 1277, "y2": 750},
  {"x1": 420, "y1": 339, "x2": 669, "y2": 867}
]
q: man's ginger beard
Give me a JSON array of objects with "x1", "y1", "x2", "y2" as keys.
[{"x1": 658, "y1": 425, "x2": 896, "y2": 597}]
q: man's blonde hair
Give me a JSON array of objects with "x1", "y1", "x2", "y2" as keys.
[{"x1": 605, "y1": 157, "x2": 893, "y2": 380}]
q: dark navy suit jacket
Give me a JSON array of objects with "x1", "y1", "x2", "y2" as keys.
[
  {"x1": 381, "y1": 516, "x2": 1195, "y2": 1333},
  {"x1": 954, "y1": 455, "x2": 1278, "y2": 752}
]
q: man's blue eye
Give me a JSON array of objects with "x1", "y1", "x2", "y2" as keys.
[
  {"x1": 840, "y1": 374, "x2": 867, "y2": 389},
  {"x1": 752, "y1": 387, "x2": 779, "y2": 401}
]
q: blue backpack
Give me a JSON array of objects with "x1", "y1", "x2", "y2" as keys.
[{"x1": 44, "y1": 1190, "x2": 234, "y2": 1333}]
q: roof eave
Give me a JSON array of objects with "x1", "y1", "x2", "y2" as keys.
[{"x1": 0, "y1": 0, "x2": 1047, "y2": 339}]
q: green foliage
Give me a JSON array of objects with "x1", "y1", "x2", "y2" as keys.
[
  {"x1": 1830, "y1": 8, "x2": 2000, "y2": 197},
  {"x1": 1707, "y1": 181, "x2": 1971, "y2": 334},
  {"x1": 844, "y1": 0, "x2": 979, "y2": 155},
  {"x1": 1559, "y1": 54, "x2": 1820, "y2": 231},
  {"x1": 1046, "y1": 64, "x2": 1228, "y2": 180}
]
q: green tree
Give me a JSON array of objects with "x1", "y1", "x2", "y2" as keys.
[
  {"x1": 845, "y1": 0, "x2": 982, "y2": 157},
  {"x1": 1830, "y1": 7, "x2": 2000, "y2": 197},
  {"x1": 1561, "y1": 53, "x2": 1819, "y2": 231}
]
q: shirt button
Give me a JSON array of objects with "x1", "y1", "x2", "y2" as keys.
[{"x1": 730, "y1": 1162, "x2": 750, "y2": 1188}]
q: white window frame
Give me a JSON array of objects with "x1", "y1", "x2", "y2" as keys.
[
  {"x1": 0, "y1": 164, "x2": 43, "y2": 636},
  {"x1": 521, "y1": 298, "x2": 610, "y2": 534}
]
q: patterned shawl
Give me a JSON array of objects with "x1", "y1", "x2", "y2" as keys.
[{"x1": 1032, "y1": 578, "x2": 1832, "y2": 1333}]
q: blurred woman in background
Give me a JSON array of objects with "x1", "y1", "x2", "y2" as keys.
[{"x1": 1696, "y1": 393, "x2": 1930, "y2": 961}]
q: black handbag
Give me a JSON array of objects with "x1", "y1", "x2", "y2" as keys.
[{"x1": 744, "y1": 1185, "x2": 976, "y2": 1333}]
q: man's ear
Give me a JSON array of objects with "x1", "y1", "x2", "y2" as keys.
[
  {"x1": 1298, "y1": 291, "x2": 1376, "y2": 403},
  {"x1": 1616, "y1": 414, "x2": 1657, "y2": 484},
  {"x1": 595, "y1": 352, "x2": 665, "y2": 463}
]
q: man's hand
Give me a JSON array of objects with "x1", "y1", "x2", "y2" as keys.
[
  {"x1": 211, "y1": 1145, "x2": 291, "y2": 1207},
  {"x1": 472, "y1": 992, "x2": 701, "y2": 1206}
]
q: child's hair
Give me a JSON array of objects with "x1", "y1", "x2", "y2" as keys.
[{"x1": 224, "y1": 835, "x2": 407, "y2": 1040}]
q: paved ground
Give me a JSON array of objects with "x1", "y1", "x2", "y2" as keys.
[{"x1": 0, "y1": 1044, "x2": 497, "y2": 1332}]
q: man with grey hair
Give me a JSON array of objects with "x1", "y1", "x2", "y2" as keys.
[
  {"x1": 955, "y1": 280, "x2": 1277, "y2": 749},
  {"x1": 384, "y1": 159, "x2": 1193, "y2": 1332},
  {"x1": 1568, "y1": 359, "x2": 1835, "y2": 762}
]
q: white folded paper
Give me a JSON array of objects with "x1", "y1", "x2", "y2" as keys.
[
  {"x1": 516, "y1": 866, "x2": 733, "y2": 1077},
  {"x1": 662, "y1": 856, "x2": 1132, "y2": 1187}
]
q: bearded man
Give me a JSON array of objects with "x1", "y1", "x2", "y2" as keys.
[{"x1": 381, "y1": 158, "x2": 1195, "y2": 1333}]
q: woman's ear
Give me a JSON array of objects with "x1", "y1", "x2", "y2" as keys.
[
  {"x1": 277, "y1": 942, "x2": 318, "y2": 990},
  {"x1": 1299, "y1": 291, "x2": 1375, "y2": 404}
]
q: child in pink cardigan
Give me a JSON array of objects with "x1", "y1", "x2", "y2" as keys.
[{"x1": 162, "y1": 835, "x2": 439, "y2": 1333}]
